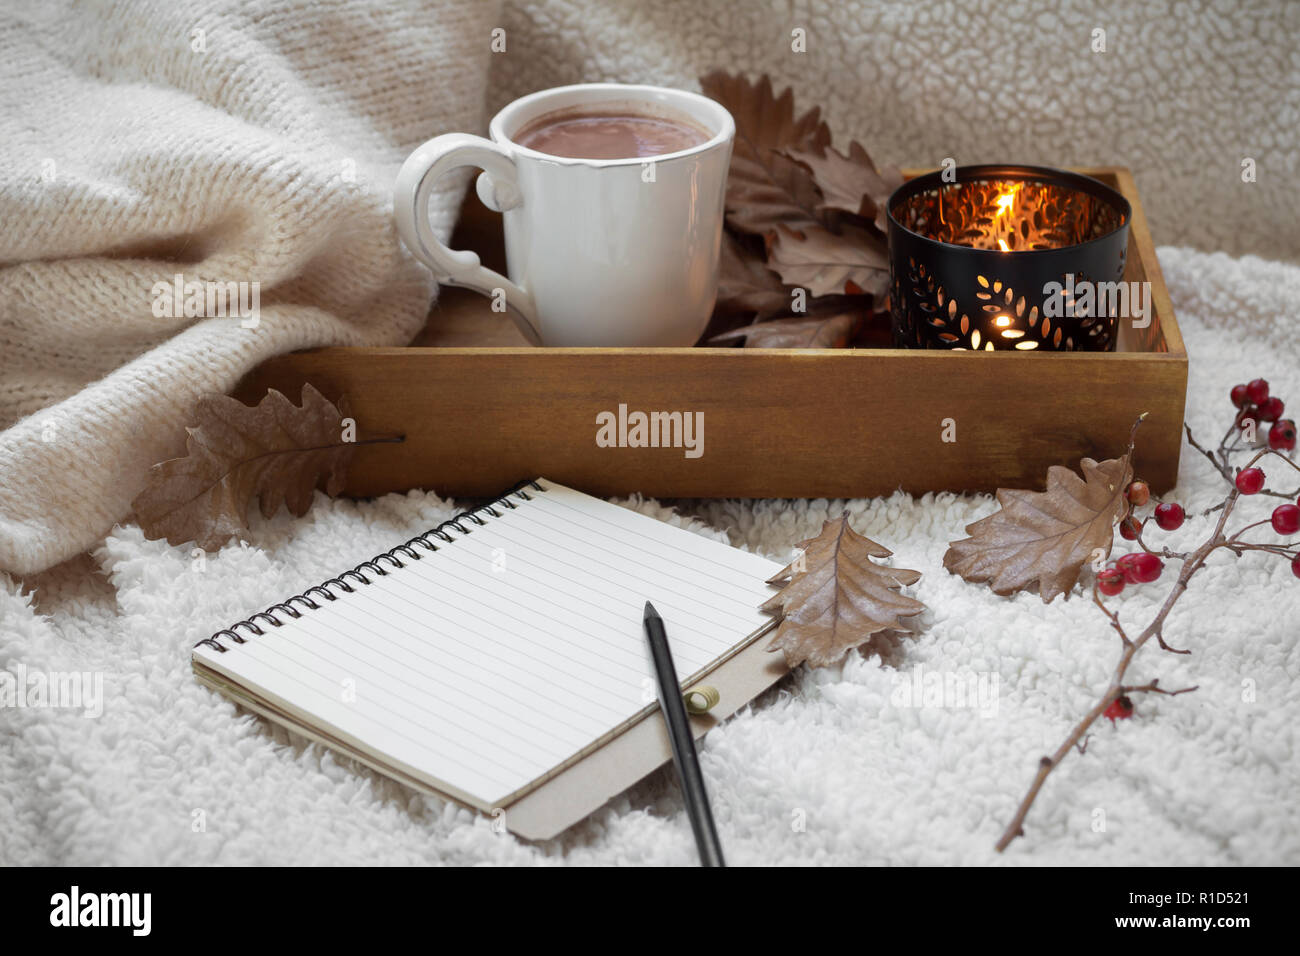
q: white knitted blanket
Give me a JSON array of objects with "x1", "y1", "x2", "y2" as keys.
[
  {"x1": 0, "y1": 0, "x2": 499, "y2": 575},
  {"x1": 2, "y1": 247, "x2": 1298, "y2": 865}
]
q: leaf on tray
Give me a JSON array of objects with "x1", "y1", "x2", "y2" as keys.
[
  {"x1": 700, "y1": 71, "x2": 831, "y2": 236},
  {"x1": 714, "y1": 231, "x2": 791, "y2": 320},
  {"x1": 710, "y1": 312, "x2": 858, "y2": 348},
  {"x1": 132, "y1": 384, "x2": 357, "y2": 551},
  {"x1": 766, "y1": 223, "x2": 889, "y2": 298},
  {"x1": 763, "y1": 514, "x2": 926, "y2": 668},
  {"x1": 786, "y1": 141, "x2": 904, "y2": 231},
  {"x1": 943, "y1": 453, "x2": 1134, "y2": 603}
]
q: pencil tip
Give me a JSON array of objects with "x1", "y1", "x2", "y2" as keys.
[{"x1": 643, "y1": 600, "x2": 659, "y2": 620}]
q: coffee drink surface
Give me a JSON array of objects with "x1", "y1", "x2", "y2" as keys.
[{"x1": 514, "y1": 110, "x2": 710, "y2": 159}]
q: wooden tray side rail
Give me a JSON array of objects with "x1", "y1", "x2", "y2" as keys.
[{"x1": 236, "y1": 167, "x2": 1187, "y2": 497}]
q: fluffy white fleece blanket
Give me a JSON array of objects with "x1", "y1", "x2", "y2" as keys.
[{"x1": 3, "y1": 246, "x2": 1297, "y2": 866}]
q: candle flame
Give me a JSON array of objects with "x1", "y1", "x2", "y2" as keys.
[
  {"x1": 993, "y1": 184, "x2": 1020, "y2": 218},
  {"x1": 992, "y1": 183, "x2": 1020, "y2": 251},
  {"x1": 994, "y1": 315, "x2": 1012, "y2": 327}
]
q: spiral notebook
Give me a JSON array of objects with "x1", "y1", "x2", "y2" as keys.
[{"x1": 193, "y1": 477, "x2": 787, "y2": 839}]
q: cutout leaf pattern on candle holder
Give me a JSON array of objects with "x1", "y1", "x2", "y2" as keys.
[{"x1": 895, "y1": 260, "x2": 1119, "y2": 351}]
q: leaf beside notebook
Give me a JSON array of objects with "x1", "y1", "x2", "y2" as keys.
[
  {"x1": 943, "y1": 452, "x2": 1134, "y2": 603},
  {"x1": 762, "y1": 514, "x2": 926, "y2": 667}
]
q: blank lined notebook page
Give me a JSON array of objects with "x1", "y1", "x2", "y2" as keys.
[{"x1": 193, "y1": 478, "x2": 782, "y2": 809}]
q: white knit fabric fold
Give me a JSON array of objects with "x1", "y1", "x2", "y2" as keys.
[{"x1": 0, "y1": 0, "x2": 501, "y2": 575}]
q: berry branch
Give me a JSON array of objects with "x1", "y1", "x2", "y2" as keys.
[
  {"x1": 1186, "y1": 378, "x2": 1299, "y2": 511},
  {"x1": 996, "y1": 378, "x2": 1300, "y2": 853}
]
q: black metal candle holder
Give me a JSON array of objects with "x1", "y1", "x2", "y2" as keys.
[{"x1": 888, "y1": 165, "x2": 1131, "y2": 351}]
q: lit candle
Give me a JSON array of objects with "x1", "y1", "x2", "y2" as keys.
[{"x1": 887, "y1": 165, "x2": 1131, "y2": 351}]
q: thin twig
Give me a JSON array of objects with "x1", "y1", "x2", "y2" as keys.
[
  {"x1": 1091, "y1": 580, "x2": 1132, "y2": 647},
  {"x1": 995, "y1": 416, "x2": 1298, "y2": 852},
  {"x1": 995, "y1": 441, "x2": 1237, "y2": 853},
  {"x1": 1186, "y1": 423, "x2": 1232, "y2": 484},
  {"x1": 1189, "y1": 422, "x2": 1300, "y2": 509},
  {"x1": 1119, "y1": 679, "x2": 1198, "y2": 697}
]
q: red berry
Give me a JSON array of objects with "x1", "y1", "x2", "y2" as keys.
[
  {"x1": 1273, "y1": 504, "x2": 1300, "y2": 536},
  {"x1": 1269, "y1": 419, "x2": 1297, "y2": 452},
  {"x1": 1154, "y1": 501, "x2": 1185, "y2": 531},
  {"x1": 1260, "y1": 397, "x2": 1286, "y2": 422},
  {"x1": 1247, "y1": 378, "x2": 1271, "y2": 405},
  {"x1": 1097, "y1": 568, "x2": 1126, "y2": 596},
  {"x1": 1119, "y1": 516, "x2": 1142, "y2": 540},
  {"x1": 1130, "y1": 552, "x2": 1163, "y2": 583},
  {"x1": 1237, "y1": 467, "x2": 1266, "y2": 494},
  {"x1": 1125, "y1": 480, "x2": 1150, "y2": 507},
  {"x1": 1230, "y1": 384, "x2": 1249, "y2": 408},
  {"x1": 1105, "y1": 695, "x2": 1134, "y2": 722}
]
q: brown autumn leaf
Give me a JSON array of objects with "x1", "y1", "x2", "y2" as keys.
[
  {"x1": 943, "y1": 452, "x2": 1134, "y2": 603},
  {"x1": 132, "y1": 384, "x2": 357, "y2": 551},
  {"x1": 714, "y1": 231, "x2": 790, "y2": 320},
  {"x1": 785, "y1": 141, "x2": 904, "y2": 232},
  {"x1": 699, "y1": 71, "x2": 831, "y2": 236},
  {"x1": 762, "y1": 514, "x2": 926, "y2": 668},
  {"x1": 766, "y1": 223, "x2": 889, "y2": 298},
  {"x1": 710, "y1": 312, "x2": 859, "y2": 348}
]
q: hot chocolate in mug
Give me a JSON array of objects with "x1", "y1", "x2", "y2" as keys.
[{"x1": 394, "y1": 83, "x2": 735, "y2": 346}]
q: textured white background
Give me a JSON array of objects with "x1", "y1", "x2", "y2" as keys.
[{"x1": 492, "y1": 0, "x2": 1300, "y2": 261}]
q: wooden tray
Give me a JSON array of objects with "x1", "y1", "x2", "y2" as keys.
[{"x1": 237, "y1": 167, "x2": 1187, "y2": 498}]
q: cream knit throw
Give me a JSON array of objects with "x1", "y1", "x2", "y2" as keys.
[{"x1": 0, "y1": 0, "x2": 500, "y2": 576}]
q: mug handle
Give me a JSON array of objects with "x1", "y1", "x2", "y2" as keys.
[{"x1": 394, "y1": 133, "x2": 542, "y2": 345}]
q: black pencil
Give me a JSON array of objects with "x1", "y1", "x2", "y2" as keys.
[{"x1": 642, "y1": 600, "x2": 725, "y2": 867}]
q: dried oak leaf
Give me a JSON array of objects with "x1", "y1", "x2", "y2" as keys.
[
  {"x1": 699, "y1": 71, "x2": 830, "y2": 236},
  {"x1": 763, "y1": 514, "x2": 925, "y2": 668},
  {"x1": 767, "y1": 223, "x2": 888, "y2": 298},
  {"x1": 785, "y1": 141, "x2": 904, "y2": 232},
  {"x1": 132, "y1": 384, "x2": 356, "y2": 551},
  {"x1": 943, "y1": 453, "x2": 1133, "y2": 603},
  {"x1": 714, "y1": 231, "x2": 790, "y2": 320},
  {"x1": 710, "y1": 312, "x2": 858, "y2": 348}
]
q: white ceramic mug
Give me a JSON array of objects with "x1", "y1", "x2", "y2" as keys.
[{"x1": 394, "y1": 83, "x2": 735, "y2": 346}]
